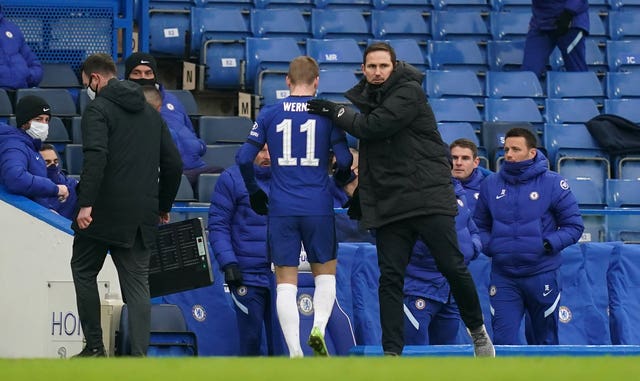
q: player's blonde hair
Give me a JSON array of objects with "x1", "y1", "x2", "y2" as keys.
[{"x1": 287, "y1": 56, "x2": 319, "y2": 86}]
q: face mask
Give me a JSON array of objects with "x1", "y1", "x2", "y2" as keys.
[
  {"x1": 46, "y1": 163, "x2": 60, "y2": 178},
  {"x1": 86, "y1": 76, "x2": 98, "y2": 100},
  {"x1": 26, "y1": 121, "x2": 49, "y2": 141},
  {"x1": 130, "y1": 78, "x2": 157, "y2": 87}
]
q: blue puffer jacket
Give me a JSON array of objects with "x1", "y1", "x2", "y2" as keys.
[
  {"x1": 45, "y1": 164, "x2": 78, "y2": 220},
  {"x1": 160, "y1": 86, "x2": 207, "y2": 170},
  {"x1": 474, "y1": 150, "x2": 584, "y2": 277},
  {"x1": 0, "y1": 123, "x2": 59, "y2": 209},
  {"x1": 0, "y1": 8, "x2": 43, "y2": 89},
  {"x1": 404, "y1": 179, "x2": 482, "y2": 303},
  {"x1": 460, "y1": 166, "x2": 491, "y2": 213},
  {"x1": 208, "y1": 165, "x2": 272, "y2": 288},
  {"x1": 530, "y1": 0, "x2": 589, "y2": 33}
]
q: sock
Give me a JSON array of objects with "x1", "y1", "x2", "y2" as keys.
[
  {"x1": 276, "y1": 283, "x2": 303, "y2": 358},
  {"x1": 312, "y1": 274, "x2": 336, "y2": 334}
]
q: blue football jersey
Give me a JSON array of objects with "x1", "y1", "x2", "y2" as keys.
[{"x1": 246, "y1": 95, "x2": 350, "y2": 216}]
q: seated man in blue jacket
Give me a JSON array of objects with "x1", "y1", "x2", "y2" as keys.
[
  {"x1": 0, "y1": 96, "x2": 70, "y2": 212},
  {"x1": 474, "y1": 127, "x2": 584, "y2": 345},
  {"x1": 208, "y1": 144, "x2": 281, "y2": 356},
  {"x1": 39, "y1": 143, "x2": 78, "y2": 219},
  {"x1": 404, "y1": 178, "x2": 482, "y2": 345}
]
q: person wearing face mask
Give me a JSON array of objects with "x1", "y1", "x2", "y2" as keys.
[
  {"x1": 0, "y1": 95, "x2": 69, "y2": 211},
  {"x1": 72, "y1": 53, "x2": 183, "y2": 357},
  {"x1": 39, "y1": 143, "x2": 78, "y2": 219},
  {"x1": 474, "y1": 128, "x2": 584, "y2": 345},
  {"x1": 124, "y1": 52, "x2": 222, "y2": 194}
]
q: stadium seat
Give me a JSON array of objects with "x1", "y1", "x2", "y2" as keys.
[
  {"x1": 45, "y1": 116, "x2": 70, "y2": 144},
  {"x1": 546, "y1": 71, "x2": 604, "y2": 100},
  {"x1": 373, "y1": 38, "x2": 428, "y2": 71},
  {"x1": 370, "y1": 9, "x2": 430, "y2": 40},
  {"x1": 306, "y1": 38, "x2": 363, "y2": 71},
  {"x1": 588, "y1": 10, "x2": 609, "y2": 41},
  {"x1": 253, "y1": 0, "x2": 313, "y2": 9},
  {"x1": 198, "y1": 115, "x2": 253, "y2": 144},
  {"x1": 429, "y1": 97, "x2": 483, "y2": 124},
  {"x1": 608, "y1": 10, "x2": 640, "y2": 40},
  {"x1": 64, "y1": 144, "x2": 84, "y2": 175},
  {"x1": 484, "y1": 98, "x2": 543, "y2": 123},
  {"x1": 545, "y1": 98, "x2": 600, "y2": 124},
  {"x1": 550, "y1": 39, "x2": 607, "y2": 74},
  {"x1": 606, "y1": 179, "x2": 640, "y2": 207},
  {"x1": 197, "y1": 173, "x2": 222, "y2": 203},
  {"x1": 70, "y1": 116, "x2": 82, "y2": 144},
  {"x1": 606, "y1": 40, "x2": 640, "y2": 72},
  {"x1": 607, "y1": 214, "x2": 640, "y2": 242},
  {"x1": 245, "y1": 37, "x2": 304, "y2": 94},
  {"x1": 165, "y1": 90, "x2": 199, "y2": 116},
  {"x1": 371, "y1": 0, "x2": 432, "y2": 10},
  {"x1": 191, "y1": 7, "x2": 250, "y2": 89},
  {"x1": 313, "y1": 0, "x2": 372, "y2": 9},
  {"x1": 427, "y1": 40, "x2": 488, "y2": 74},
  {"x1": 199, "y1": 0, "x2": 253, "y2": 6},
  {"x1": 16, "y1": 88, "x2": 77, "y2": 117},
  {"x1": 39, "y1": 63, "x2": 80, "y2": 88},
  {"x1": 485, "y1": 70, "x2": 544, "y2": 99},
  {"x1": 481, "y1": 121, "x2": 538, "y2": 170},
  {"x1": 489, "y1": 10, "x2": 531, "y2": 41},
  {"x1": 431, "y1": 0, "x2": 489, "y2": 10},
  {"x1": 0, "y1": 89, "x2": 13, "y2": 119},
  {"x1": 175, "y1": 174, "x2": 196, "y2": 202},
  {"x1": 310, "y1": 9, "x2": 372, "y2": 42},
  {"x1": 606, "y1": 71, "x2": 640, "y2": 98},
  {"x1": 543, "y1": 123, "x2": 609, "y2": 168},
  {"x1": 609, "y1": 0, "x2": 640, "y2": 10},
  {"x1": 430, "y1": 10, "x2": 491, "y2": 42},
  {"x1": 316, "y1": 69, "x2": 360, "y2": 104},
  {"x1": 617, "y1": 156, "x2": 640, "y2": 180},
  {"x1": 249, "y1": 8, "x2": 311, "y2": 39},
  {"x1": 424, "y1": 70, "x2": 483, "y2": 99},
  {"x1": 202, "y1": 144, "x2": 242, "y2": 169},
  {"x1": 604, "y1": 99, "x2": 640, "y2": 123},
  {"x1": 148, "y1": 7, "x2": 191, "y2": 57},
  {"x1": 488, "y1": 0, "x2": 530, "y2": 11},
  {"x1": 437, "y1": 122, "x2": 479, "y2": 145},
  {"x1": 486, "y1": 39, "x2": 525, "y2": 71},
  {"x1": 608, "y1": 243, "x2": 640, "y2": 344}
]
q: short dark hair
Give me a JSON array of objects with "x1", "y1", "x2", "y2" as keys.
[
  {"x1": 81, "y1": 53, "x2": 117, "y2": 77},
  {"x1": 40, "y1": 143, "x2": 56, "y2": 152},
  {"x1": 505, "y1": 127, "x2": 537, "y2": 149},
  {"x1": 363, "y1": 42, "x2": 396, "y2": 66},
  {"x1": 449, "y1": 138, "x2": 479, "y2": 158}
]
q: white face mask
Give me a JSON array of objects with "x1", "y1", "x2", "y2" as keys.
[
  {"x1": 26, "y1": 121, "x2": 49, "y2": 141},
  {"x1": 86, "y1": 85, "x2": 96, "y2": 100}
]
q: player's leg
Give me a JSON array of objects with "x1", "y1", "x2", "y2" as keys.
[
  {"x1": 558, "y1": 29, "x2": 588, "y2": 72},
  {"x1": 403, "y1": 296, "x2": 438, "y2": 345},
  {"x1": 521, "y1": 28, "x2": 556, "y2": 77},
  {"x1": 230, "y1": 285, "x2": 269, "y2": 356},
  {"x1": 304, "y1": 215, "x2": 338, "y2": 356},
  {"x1": 490, "y1": 271, "x2": 526, "y2": 345},
  {"x1": 524, "y1": 270, "x2": 561, "y2": 345},
  {"x1": 270, "y1": 216, "x2": 304, "y2": 357}
]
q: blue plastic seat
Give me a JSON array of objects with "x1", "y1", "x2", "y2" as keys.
[
  {"x1": 45, "y1": 117, "x2": 70, "y2": 144},
  {"x1": 253, "y1": 0, "x2": 313, "y2": 9},
  {"x1": 424, "y1": 69, "x2": 483, "y2": 99},
  {"x1": 202, "y1": 144, "x2": 242, "y2": 169},
  {"x1": 546, "y1": 71, "x2": 604, "y2": 100},
  {"x1": 431, "y1": 10, "x2": 491, "y2": 42},
  {"x1": 306, "y1": 38, "x2": 363, "y2": 71},
  {"x1": 429, "y1": 97, "x2": 483, "y2": 123},
  {"x1": 197, "y1": 173, "x2": 222, "y2": 203},
  {"x1": 550, "y1": 39, "x2": 607, "y2": 73},
  {"x1": 606, "y1": 71, "x2": 640, "y2": 98},
  {"x1": 481, "y1": 121, "x2": 538, "y2": 170},
  {"x1": 370, "y1": 9, "x2": 430, "y2": 40},
  {"x1": 606, "y1": 214, "x2": 640, "y2": 242},
  {"x1": 313, "y1": 0, "x2": 373, "y2": 9},
  {"x1": 543, "y1": 123, "x2": 610, "y2": 179},
  {"x1": 311, "y1": 9, "x2": 372, "y2": 42},
  {"x1": 432, "y1": 0, "x2": 488, "y2": 10},
  {"x1": 0, "y1": 89, "x2": 13, "y2": 117},
  {"x1": 39, "y1": 63, "x2": 80, "y2": 88},
  {"x1": 427, "y1": 40, "x2": 488, "y2": 74},
  {"x1": 198, "y1": 116, "x2": 253, "y2": 144},
  {"x1": 486, "y1": 70, "x2": 543, "y2": 98},
  {"x1": 165, "y1": 90, "x2": 199, "y2": 116},
  {"x1": 316, "y1": 69, "x2": 360, "y2": 104},
  {"x1": 245, "y1": 37, "x2": 305, "y2": 92},
  {"x1": 489, "y1": 0, "x2": 529, "y2": 11},
  {"x1": 588, "y1": 10, "x2": 609, "y2": 40},
  {"x1": 148, "y1": 8, "x2": 190, "y2": 57},
  {"x1": 372, "y1": 0, "x2": 432, "y2": 11},
  {"x1": 16, "y1": 88, "x2": 77, "y2": 117},
  {"x1": 606, "y1": 179, "x2": 640, "y2": 207},
  {"x1": 484, "y1": 97, "x2": 543, "y2": 123},
  {"x1": 604, "y1": 99, "x2": 640, "y2": 123},
  {"x1": 606, "y1": 40, "x2": 640, "y2": 72},
  {"x1": 609, "y1": 0, "x2": 640, "y2": 11},
  {"x1": 489, "y1": 10, "x2": 531, "y2": 41},
  {"x1": 617, "y1": 156, "x2": 640, "y2": 180},
  {"x1": 437, "y1": 122, "x2": 479, "y2": 145},
  {"x1": 545, "y1": 98, "x2": 600, "y2": 124},
  {"x1": 249, "y1": 8, "x2": 311, "y2": 39},
  {"x1": 486, "y1": 39, "x2": 525, "y2": 71},
  {"x1": 175, "y1": 174, "x2": 196, "y2": 202},
  {"x1": 64, "y1": 144, "x2": 84, "y2": 175}
]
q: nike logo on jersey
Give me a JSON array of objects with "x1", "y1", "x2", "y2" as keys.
[
  {"x1": 543, "y1": 289, "x2": 553, "y2": 297},
  {"x1": 495, "y1": 189, "x2": 506, "y2": 199}
]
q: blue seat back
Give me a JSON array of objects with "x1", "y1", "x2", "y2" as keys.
[
  {"x1": 606, "y1": 71, "x2": 640, "y2": 98},
  {"x1": 431, "y1": 10, "x2": 490, "y2": 41},
  {"x1": 607, "y1": 40, "x2": 640, "y2": 72},
  {"x1": 245, "y1": 37, "x2": 304, "y2": 90},
  {"x1": 429, "y1": 97, "x2": 482, "y2": 123},
  {"x1": 428, "y1": 40, "x2": 487, "y2": 73},
  {"x1": 604, "y1": 99, "x2": 640, "y2": 123},
  {"x1": 608, "y1": 10, "x2": 640, "y2": 40},
  {"x1": 250, "y1": 8, "x2": 311, "y2": 39},
  {"x1": 311, "y1": 9, "x2": 372, "y2": 41},
  {"x1": 202, "y1": 144, "x2": 242, "y2": 169},
  {"x1": 437, "y1": 122, "x2": 479, "y2": 145},
  {"x1": 316, "y1": 69, "x2": 360, "y2": 103},
  {"x1": 606, "y1": 179, "x2": 640, "y2": 207},
  {"x1": 148, "y1": 10, "x2": 190, "y2": 57},
  {"x1": 545, "y1": 98, "x2": 600, "y2": 124},
  {"x1": 486, "y1": 70, "x2": 543, "y2": 98},
  {"x1": 484, "y1": 97, "x2": 543, "y2": 123},
  {"x1": 489, "y1": 10, "x2": 531, "y2": 40},
  {"x1": 370, "y1": 9, "x2": 430, "y2": 40},
  {"x1": 546, "y1": 71, "x2": 604, "y2": 99},
  {"x1": 487, "y1": 39, "x2": 525, "y2": 71},
  {"x1": 307, "y1": 38, "x2": 363, "y2": 70},
  {"x1": 425, "y1": 69, "x2": 483, "y2": 98},
  {"x1": 198, "y1": 115, "x2": 253, "y2": 144}
]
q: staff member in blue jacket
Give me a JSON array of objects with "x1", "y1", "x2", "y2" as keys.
[
  {"x1": 450, "y1": 138, "x2": 491, "y2": 213},
  {"x1": 404, "y1": 179, "x2": 482, "y2": 345},
  {"x1": 208, "y1": 144, "x2": 280, "y2": 356},
  {"x1": 0, "y1": 6, "x2": 43, "y2": 90},
  {"x1": 522, "y1": 0, "x2": 589, "y2": 77},
  {"x1": 474, "y1": 128, "x2": 584, "y2": 345}
]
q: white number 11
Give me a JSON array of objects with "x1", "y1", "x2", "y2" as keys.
[{"x1": 276, "y1": 119, "x2": 320, "y2": 167}]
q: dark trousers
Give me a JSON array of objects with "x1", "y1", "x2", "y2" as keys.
[
  {"x1": 376, "y1": 214, "x2": 484, "y2": 355},
  {"x1": 71, "y1": 230, "x2": 151, "y2": 356}
]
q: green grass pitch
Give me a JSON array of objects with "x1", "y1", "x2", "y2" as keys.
[{"x1": 2, "y1": 357, "x2": 639, "y2": 381}]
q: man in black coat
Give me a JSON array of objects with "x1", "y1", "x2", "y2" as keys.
[
  {"x1": 71, "y1": 53, "x2": 183, "y2": 357},
  {"x1": 308, "y1": 42, "x2": 494, "y2": 357}
]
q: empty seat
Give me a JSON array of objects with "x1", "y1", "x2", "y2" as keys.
[
  {"x1": 370, "y1": 9, "x2": 430, "y2": 40},
  {"x1": 604, "y1": 99, "x2": 640, "y2": 123},
  {"x1": 175, "y1": 174, "x2": 196, "y2": 202},
  {"x1": 249, "y1": 8, "x2": 311, "y2": 39},
  {"x1": 427, "y1": 40, "x2": 488, "y2": 73},
  {"x1": 487, "y1": 39, "x2": 525, "y2": 71},
  {"x1": 198, "y1": 116, "x2": 253, "y2": 144},
  {"x1": 617, "y1": 156, "x2": 640, "y2": 180},
  {"x1": 245, "y1": 37, "x2": 305, "y2": 93},
  {"x1": 39, "y1": 63, "x2": 81, "y2": 88},
  {"x1": 606, "y1": 71, "x2": 640, "y2": 98},
  {"x1": 45, "y1": 116, "x2": 70, "y2": 144},
  {"x1": 546, "y1": 71, "x2": 604, "y2": 100},
  {"x1": 606, "y1": 179, "x2": 640, "y2": 207},
  {"x1": 148, "y1": 7, "x2": 191, "y2": 57},
  {"x1": 484, "y1": 97, "x2": 543, "y2": 123},
  {"x1": 253, "y1": 0, "x2": 313, "y2": 9},
  {"x1": 489, "y1": 0, "x2": 530, "y2": 11},
  {"x1": 588, "y1": 10, "x2": 609, "y2": 41},
  {"x1": 606, "y1": 214, "x2": 640, "y2": 242},
  {"x1": 486, "y1": 70, "x2": 544, "y2": 98},
  {"x1": 197, "y1": 173, "x2": 222, "y2": 203},
  {"x1": 71, "y1": 116, "x2": 82, "y2": 144},
  {"x1": 165, "y1": 90, "x2": 199, "y2": 116},
  {"x1": 608, "y1": 10, "x2": 640, "y2": 40},
  {"x1": 437, "y1": 122, "x2": 480, "y2": 145},
  {"x1": 313, "y1": 0, "x2": 372, "y2": 9},
  {"x1": 424, "y1": 69, "x2": 483, "y2": 98},
  {"x1": 430, "y1": 10, "x2": 491, "y2": 42},
  {"x1": 372, "y1": 0, "x2": 432, "y2": 10},
  {"x1": 564, "y1": 168, "x2": 609, "y2": 207},
  {"x1": 306, "y1": 38, "x2": 363, "y2": 71},
  {"x1": 543, "y1": 123, "x2": 608, "y2": 166},
  {"x1": 376, "y1": 38, "x2": 428, "y2": 71},
  {"x1": 607, "y1": 40, "x2": 640, "y2": 72},
  {"x1": 432, "y1": 0, "x2": 489, "y2": 10},
  {"x1": 545, "y1": 98, "x2": 600, "y2": 124},
  {"x1": 429, "y1": 97, "x2": 483, "y2": 124},
  {"x1": 16, "y1": 88, "x2": 77, "y2": 117},
  {"x1": 311, "y1": 9, "x2": 372, "y2": 42},
  {"x1": 0, "y1": 89, "x2": 13, "y2": 118},
  {"x1": 489, "y1": 10, "x2": 531, "y2": 41},
  {"x1": 64, "y1": 144, "x2": 84, "y2": 175},
  {"x1": 202, "y1": 144, "x2": 242, "y2": 169},
  {"x1": 316, "y1": 69, "x2": 360, "y2": 104},
  {"x1": 609, "y1": 0, "x2": 640, "y2": 10}
]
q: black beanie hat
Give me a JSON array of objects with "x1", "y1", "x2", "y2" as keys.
[
  {"x1": 16, "y1": 95, "x2": 51, "y2": 128},
  {"x1": 124, "y1": 52, "x2": 157, "y2": 79}
]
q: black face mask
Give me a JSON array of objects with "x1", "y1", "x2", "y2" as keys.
[{"x1": 130, "y1": 78, "x2": 157, "y2": 87}]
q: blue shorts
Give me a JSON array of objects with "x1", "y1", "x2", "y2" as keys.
[{"x1": 268, "y1": 215, "x2": 337, "y2": 267}]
